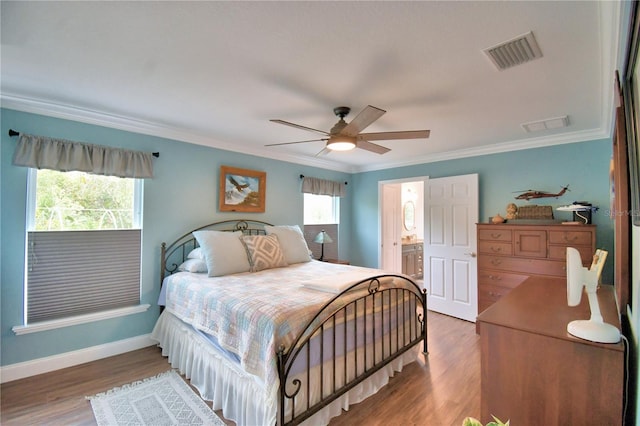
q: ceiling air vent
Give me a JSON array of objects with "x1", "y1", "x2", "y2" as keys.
[
  {"x1": 483, "y1": 31, "x2": 543, "y2": 71},
  {"x1": 521, "y1": 115, "x2": 569, "y2": 133}
]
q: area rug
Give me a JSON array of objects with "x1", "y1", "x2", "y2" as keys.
[{"x1": 86, "y1": 370, "x2": 225, "y2": 426}]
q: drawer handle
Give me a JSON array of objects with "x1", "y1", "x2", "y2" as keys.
[
  {"x1": 564, "y1": 234, "x2": 578, "y2": 242},
  {"x1": 491, "y1": 259, "x2": 502, "y2": 266},
  {"x1": 488, "y1": 275, "x2": 502, "y2": 281},
  {"x1": 488, "y1": 291, "x2": 502, "y2": 297},
  {"x1": 490, "y1": 233, "x2": 502, "y2": 239},
  {"x1": 491, "y1": 246, "x2": 502, "y2": 253}
]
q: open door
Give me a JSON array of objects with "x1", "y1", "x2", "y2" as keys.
[
  {"x1": 381, "y1": 183, "x2": 401, "y2": 272},
  {"x1": 425, "y1": 174, "x2": 479, "y2": 322}
]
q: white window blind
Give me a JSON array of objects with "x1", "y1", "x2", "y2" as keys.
[{"x1": 27, "y1": 229, "x2": 141, "y2": 323}]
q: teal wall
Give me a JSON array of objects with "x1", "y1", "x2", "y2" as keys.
[
  {"x1": 351, "y1": 139, "x2": 615, "y2": 284},
  {"x1": 0, "y1": 108, "x2": 351, "y2": 365},
  {"x1": 0, "y1": 108, "x2": 615, "y2": 368}
]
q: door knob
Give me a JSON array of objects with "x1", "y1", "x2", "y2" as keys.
[{"x1": 464, "y1": 252, "x2": 477, "y2": 258}]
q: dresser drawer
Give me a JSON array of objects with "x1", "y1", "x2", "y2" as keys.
[
  {"x1": 478, "y1": 269, "x2": 528, "y2": 289},
  {"x1": 479, "y1": 241, "x2": 513, "y2": 256},
  {"x1": 479, "y1": 283, "x2": 515, "y2": 303},
  {"x1": 479, "y1": 255, "x2": 566, "y2": 276},
  {"x1": 478, "y1": 229, "x2": 512, "y2": 242},
  {"x1": 548, "y1": 230, "x2": 593, "y2": 246},
  {"x1": 479, "y1": 283, "x2": 518, "y2": 313},
  {"x1": 548, "y1": 244, "x2": 593, "y2": 264},
  {"x1": 479, "y1": 297, "x2": 498, "y2": 314}
]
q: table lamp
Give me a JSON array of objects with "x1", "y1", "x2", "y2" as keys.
[{"x1": 313, "y1": 230, "x2": 333, "y2": 261}]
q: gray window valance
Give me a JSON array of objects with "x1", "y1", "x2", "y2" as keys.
[
  {"x1": 12, "y1": 133, "x2": 155, "y2": 178},
  {"x1": 301, "y1": 176, "x2": 346, "y2": 197}
]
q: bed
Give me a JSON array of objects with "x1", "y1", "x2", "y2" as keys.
[{"x1": 151, "y1": 219, "x2": 427, "y2": 426}]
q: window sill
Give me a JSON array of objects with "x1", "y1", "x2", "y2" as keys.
[{"x1": 12, "y1": 304, "x2": 151, "y2": 335}]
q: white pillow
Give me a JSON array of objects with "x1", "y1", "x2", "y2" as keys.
[
  {"x1": 192, "y1": 230, "x2": 251, "y2": 277},
  {"x1": 264, "y1": 225, "x2": 312, "y2": 264},
  {"x1": 187, "y1": 247, "x2": 204, "y2": 259},
  {"x1": 241, "y1": 234, "x2": 288, "y2": 272},
  {"x1": 177, "y1": 258, "x2": 208, "y2": 273}
]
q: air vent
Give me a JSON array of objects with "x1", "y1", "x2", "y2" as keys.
[
  {"x1": 484, "y1": 31, "x2": 543, "y2": 71},
  {"x1": 521, "y1": 116, "x2": 569, "y2": 133}
]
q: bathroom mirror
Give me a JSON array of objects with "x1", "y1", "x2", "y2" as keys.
[{"x1": 403, "y1": 201, "x2": 415, "y2": 231}]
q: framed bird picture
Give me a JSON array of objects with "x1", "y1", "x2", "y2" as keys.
[{"x1": 219, "y1": 166, "x2": 266, "y2": 212}]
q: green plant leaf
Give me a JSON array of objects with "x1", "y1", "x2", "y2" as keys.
[{"x1": 462, "y1": 417, "x2": 483, "y2": 426}]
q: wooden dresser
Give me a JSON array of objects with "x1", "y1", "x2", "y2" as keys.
[
  {"x1": 477, "y1": 223, "x2": 596, "y2": 313},
  {"x1": 477, "y1": 277, "x2": 623, "y2": 425},
  {"x1": 402, "y1": 242, "x2": 423, "y2": 279}
]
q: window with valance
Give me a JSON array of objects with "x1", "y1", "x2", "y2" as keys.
[
  {"x1": 11, "y1": 133, "x2": 155, "y2": 331},
  {"x1": 301, "y1": 176, "x2": 345, "y2": 261}
]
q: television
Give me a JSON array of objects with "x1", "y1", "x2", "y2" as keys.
[{"x1": 566, "y1": 247, "x2": 621, "y2": 343}]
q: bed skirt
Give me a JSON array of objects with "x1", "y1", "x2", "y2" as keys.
[{"x1": 151, "y1": 310, "x2": 422, "y2": 426}]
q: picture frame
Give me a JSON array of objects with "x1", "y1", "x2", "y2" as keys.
[{"x1": 218, "y1": 166, "x2": 266, "y2": 213}]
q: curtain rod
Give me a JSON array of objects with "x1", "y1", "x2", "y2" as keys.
[
  {"x1": 8, "y1": 129, "x2": 160, "y2": 158},
  {"x1": 299, "y1": 174, "x2": 347, "y2": 185}
]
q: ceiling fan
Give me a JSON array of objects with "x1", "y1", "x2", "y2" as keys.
[{"x1": 265, "y1": 105, "x2": 430, "y2": 155}]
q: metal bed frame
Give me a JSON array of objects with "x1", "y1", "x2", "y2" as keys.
[{"x1": 159, "y1": 219, "x2": 427, "y2": 426}]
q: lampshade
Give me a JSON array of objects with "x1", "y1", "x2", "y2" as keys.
[
  {"x1": 314, "y1": 230, "x2": 333, "y2": 244},
  {"x1": 326, "y1": 135, "x2": 356, "y2": 151}
]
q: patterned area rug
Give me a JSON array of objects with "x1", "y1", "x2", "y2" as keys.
[{"x1": 87, "y1": 370, "x2": 225, "y2": 426}]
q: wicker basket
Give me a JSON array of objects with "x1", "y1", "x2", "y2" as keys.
[{"x1": 516, "y1": 205, "x2": 554, "y2": 220}]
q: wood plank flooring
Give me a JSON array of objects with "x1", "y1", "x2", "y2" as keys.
[{"x1": 1, "y1": 310, "x2": 480, "y2": 425}]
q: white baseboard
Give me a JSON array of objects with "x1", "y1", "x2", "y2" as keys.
[{"x1": 0, "y1": 334, "x2": 156, "y2": 383}]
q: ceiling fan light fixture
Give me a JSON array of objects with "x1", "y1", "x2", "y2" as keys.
[{"x1": 326, "y1": 135, "x2": 356, "y2": 151}]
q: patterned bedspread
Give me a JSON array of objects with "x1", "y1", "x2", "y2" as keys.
[{"x1": 162, "y1": 260, "x2": 390, "y2": 402}]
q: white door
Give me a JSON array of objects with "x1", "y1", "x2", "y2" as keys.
[
  {"x1": 381, "y1": 184, "x2": 401, "y2": 273},
  {"x1": 425, "y1": 174, "x2": 479, "y2": 322}
]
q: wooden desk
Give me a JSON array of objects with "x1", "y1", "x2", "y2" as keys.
[{"x1": 477, "y1": 276, "x2": 624, "y2": 425}]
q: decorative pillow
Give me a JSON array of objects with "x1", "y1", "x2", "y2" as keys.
[
  {"x1": 177, "y1": 258, "x2": 208, "y2": 273},
  {"x1": 264, "y1": 225, "x2": 312, "y2": 264},
  {"x1": 241, "y1": 234, "x2": 288, "y2": 272},
  {"x1": 187, "y1": 247, "x2": 204, "y2": 259},
  {"x1": 192, "y1": 230, "x2": 251, "y2": 277}
]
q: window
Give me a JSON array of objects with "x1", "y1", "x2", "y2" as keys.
[
  {"x1": 23, "y1": 169, "x2": 143, "y2": 326},
  {"x1": 303, "y1": 193, "x2": 340, "y2": 260},
  {"x1": 303, "y1": 193, "x2": 339, "y2": 225}
]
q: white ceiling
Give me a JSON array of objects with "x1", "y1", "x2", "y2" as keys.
[{"x1": 0, "y1": 1, "x2": 625, "y2": 173}]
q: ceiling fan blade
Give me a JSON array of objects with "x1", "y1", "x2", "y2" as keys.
[
  {"x1": 358, "y1": 130, "x2": 430, "y2": 141},
  {"x1": 357, "y1": 139, "x2": 391, "y2": 154},
  {"x1": 315, "y1": 147, "x2": 331, "y2": 157},
  {"x1": 265, "y1": 138, "x2": 328, "y2": 147},
  {"x1": 340, "y1": 105, "x2": 386, "y2": 136},
  {"x1": 270, "y1": 119, "x2": 329, "y2": 136}
]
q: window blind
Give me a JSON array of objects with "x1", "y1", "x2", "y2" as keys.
[
  {"x1": 303, "y1": 224, "x2": 339, "y2": 260},
  {"x1": 27, "y1": 229, "x2": 141, "y2": 323}
]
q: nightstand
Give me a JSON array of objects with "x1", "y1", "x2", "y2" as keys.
[{"x1": 323, "y1": 258, "x2": 350, "y2": 265}]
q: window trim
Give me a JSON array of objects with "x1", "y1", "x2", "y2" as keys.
[
  {"x1": 21, "y1": 169, "x2": 144, "y2": 327},
  {"x1": 12, "y1": 304, "x2": 150, "y2": 335}
]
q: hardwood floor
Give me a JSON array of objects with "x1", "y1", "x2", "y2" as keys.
[{"x1": 1, "y1": 311, "x2": 480, "y2": 425}]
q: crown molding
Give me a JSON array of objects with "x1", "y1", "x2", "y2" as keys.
[
  {"x1": 1, "y1": 93, "x2": 611, "y2": 175},
  {"x1": 0, "y1": 94, "x2": 355, "y2": 173},
  {"x1": 352, "y1": 126, "x2": 609, "y2": 173}
]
